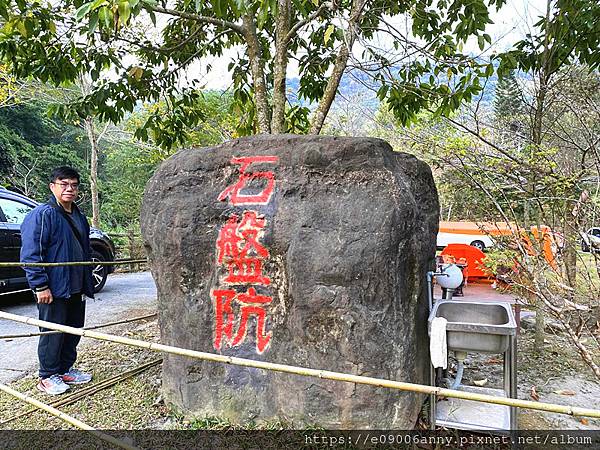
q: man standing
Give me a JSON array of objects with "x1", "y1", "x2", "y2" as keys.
[{"x1": 20, "y1": 167, "x2": 94, "y2": 395}]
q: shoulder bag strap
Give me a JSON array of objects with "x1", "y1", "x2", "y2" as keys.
[{"x1": 48, "y1": 201, "x2": 85, "y2": 250}]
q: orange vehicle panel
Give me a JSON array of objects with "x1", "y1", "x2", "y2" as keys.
[{"x1": 440, "y1": 244, "x2": 488, "y2": 279}]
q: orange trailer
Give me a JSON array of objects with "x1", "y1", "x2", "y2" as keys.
[{"x1": 439, "y1": 221, "x2": 560, "y2": 270}]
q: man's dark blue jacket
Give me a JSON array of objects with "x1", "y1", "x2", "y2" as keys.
[{"x1": 20, "y1": 197, "x2": 95, "y2": 299}]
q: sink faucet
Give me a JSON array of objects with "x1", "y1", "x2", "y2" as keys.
[{"x1": 427, "y1": 271, "x2": 449, "y2": 312}]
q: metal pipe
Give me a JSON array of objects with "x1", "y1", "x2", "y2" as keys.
[
  {"x1": 426, "y1": 271, "x2": 449, "y2": 311},
  {"x1": 510, "y1": 334, "x2": 518, "y2": 429},
  {"x1": 451, "y1": 361, "x2": 464, "y2": 389},
  {"x1": 426, "y1": 270, "x2": 450, "y2": 429},
  {"x1": 427, "y1": 271, "x2": 434, "y2": 312},
  {"x1": 442, "y1": 288, "x2": 455, "y2": 300}
]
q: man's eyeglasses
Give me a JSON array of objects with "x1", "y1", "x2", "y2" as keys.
[{"x1": 53, "y1": 182, "x2": 80, "y2": 191}]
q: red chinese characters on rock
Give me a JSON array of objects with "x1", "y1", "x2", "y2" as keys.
[
  {"x1": 212, "y1": 287, "x2": 273, "y2": 353},
  {"x1": 212, "y1": 155, "x2": 278, "y2": 354},
  {"x1": 215, "y1": 211, "x2": 271, "y2": 285},
  {"x1": 218, "y1": 156, "x2": 279, "y2": 205}
]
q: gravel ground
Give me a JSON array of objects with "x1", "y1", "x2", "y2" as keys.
[{"x1": 0, "y1": 318, "x2": 166, "y2": 429}]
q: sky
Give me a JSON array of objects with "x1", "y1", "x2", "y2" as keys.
[
  {"x1": 485, "y1": 0, "x2": 547, "y2": 50},
  {"x1": 186, "y1": 0, "x2": 550, "y2": 90}
]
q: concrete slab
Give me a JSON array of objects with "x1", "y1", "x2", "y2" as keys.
[{"x1": 436, "y1": 385, "x2": 511, "y2": 431}]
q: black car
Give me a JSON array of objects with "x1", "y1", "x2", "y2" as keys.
[
  {"x1": 0, "y1": 187, "x2": 116, "y2": 294},
  {"x1": 581, "y1": 227, "x2": 600, "y2": 253}
]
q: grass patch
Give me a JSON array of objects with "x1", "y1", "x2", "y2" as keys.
[
  {"x1": 0, "y1": 319, "x2": 308, "y2": 432},
  {"x1": 0, "y1": 320, "x2": 166, "y2": 430}
]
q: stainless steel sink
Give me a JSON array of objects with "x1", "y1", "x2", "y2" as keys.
[{"x1": 428, "y1": 301, "x2": 517, "y2": 353}]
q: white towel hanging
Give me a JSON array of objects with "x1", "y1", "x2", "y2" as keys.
[{"x1": 430, "y1": 317, "x2": 448, "y2": 369}]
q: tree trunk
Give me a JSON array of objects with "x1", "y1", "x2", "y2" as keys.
[
  {"x1": 532, "y1": 86, "x2": 547, "y2": 348},
  {"x1": 271, "y1": 0, "x2": 290, "y2": 134},
  {"x1": 309, "y1": 44, "x2": 350, "y2": 135},
  {"x1": 242, "y1": 15, "x2": 271, "y2": 134},
  {"x1": 563, "y1": 200, "x2": 578, "y2": 295},
  {"x1": 309, "y1": 0, "x2": 365, "y2": 134},
  {"x1": 531, "y1": 0, "x2": 552, "y2": 350},
  {"x1": 84, "y1": 116, "x2": 100, "y2": 228}
]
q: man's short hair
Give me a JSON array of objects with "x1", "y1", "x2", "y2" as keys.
[{"x1": 50, "y1": 166, "x2": 80, "y2": 183}]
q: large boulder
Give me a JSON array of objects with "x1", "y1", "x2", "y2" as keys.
[{"x1": 141, "y1": 135, "x2": 439, "y2": 428}]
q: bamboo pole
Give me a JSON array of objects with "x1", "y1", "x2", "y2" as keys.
[
  {"x1": 110, "y1": 234, "x2": 141, "y2": 238},
  {"x1": 1, "y1": 359, "x2": 162, "y2": 425},
  {"x1": 0, "y1": 313, "x2": 157, "y2": 340},
  {"x1": 0, "y1": 259, "x2": 147, "y2": 268},
  {"x1": 0, "y1": 288, "x2": 32, "y2": 297},
  {"x1": 1, "y1": 311, "x2": 599, "y2": 419},
  {"x1": 0, "y1": 382, "x2": 138, "y2": 450}
]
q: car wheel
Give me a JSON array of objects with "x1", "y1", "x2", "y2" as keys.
[
  {"x1": 581, "y1": 240, "x2": 590, "y2": 252},
  {"x1": 91, "y1": 250, "x2": 108, "y2": 293},
  {"x1": 470, "y1": 240, "x2": 486, "y2": 251}
]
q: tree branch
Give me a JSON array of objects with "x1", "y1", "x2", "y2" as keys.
[
  {"x1": 150, "y1": 6, "x2": 244, "y2": 34},
  {"x1": 286, "y1": 2, "x2": 333, "y2": 43}
]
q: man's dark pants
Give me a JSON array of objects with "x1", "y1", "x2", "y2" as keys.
[{"x1": 37, "y1": 294, "x2": 85, "y2": 378}]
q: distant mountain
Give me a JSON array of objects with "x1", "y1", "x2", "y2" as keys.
[{"x1": 287, "y1": 68, "x2": 499, "y2": 111}]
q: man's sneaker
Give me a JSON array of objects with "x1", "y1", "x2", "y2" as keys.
[
  {"x1": 37, "y1": 374, "x2": 70, "y2": 395},
  {"x1": 61, "y1": 368, "x2": 92, "y2": 385}
]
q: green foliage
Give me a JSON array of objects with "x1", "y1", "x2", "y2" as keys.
[
  {"x1": 0, "y1": 102, "x2": 89, "y2": 204},
  {"x1": 0, "y1": 86, "x2": 244, "y2": 229},
  {"x1": 0, "y1": 0, "x2": 509, "y2": 144},
  {"x1": 132, "y1": 90, "x2": 208, "y2": 149},
  {"x1": 493, "y1": 70, "x2": 524, "y2": 119},
  {"x1": 0, "y1": 142, "x2": 10, "y2": 176},
  {"x1": 0, "y1": 122, "x2": 33, "y2": 184},
  {"x1": 435, "y1": 169, "x2": 498, "y2": 221},
  {"x1": 100, "y1": 90, "x2": 239, "y2": 226},
  {"x1": 375, "y1": 0, "x2": 505, "y2": 125},
  {"x1": 184, "y1": 91, "x2": 238, "y2": 145},
  {"x1": 478, "y1": 248, "x2": 519, "y2": 277},
  {"x1": 0, "y1": 63, "x2": 19, "y2": 107},
  {"x1": 101, "y1": 141, "x2": 157, "y2": 227},
  {"x1": 379, "y1": 58, "x2": 492, "y2": 126},
  {"x1": 368, "y1": 105, "x2": 498, "y2": 220},
  {"x1": 495, "y1": 1, "x2": 600, "y2": 79},
  {"x1": 125, "y1": 90, "x2": 237, "y2": 158}
]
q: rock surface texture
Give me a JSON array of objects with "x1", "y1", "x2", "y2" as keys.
[{"x1": 141, "y1": 135, "x2": 439, "y2": 428}]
